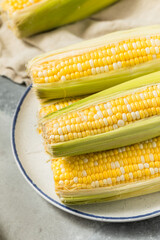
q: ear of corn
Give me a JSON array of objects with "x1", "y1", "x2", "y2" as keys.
[
  {"x1": 28, "y1": 25, "x2": 160, "y2": 101},
  {"x1": 40, "y1": 72, "x2": 160, "y2": 157},
  {"x1": 52, "y1": 136, "x2": 160, "y2": 205},
  {"x1": 39, "y1": 97, "x2": 81, "y2": 118},
  {"x1": 0, "y1": 0, "x2": 118, "y2": 38}
]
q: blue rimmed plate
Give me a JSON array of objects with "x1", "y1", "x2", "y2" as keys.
[{"x1": 11, "y1": 85, "x2": 160, "y2": 222}]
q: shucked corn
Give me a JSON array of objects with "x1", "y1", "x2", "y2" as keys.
[
  {"x1": 39, "y1": 97, "x2": 81, "y2": 118},
  {"x1": 28, "y1": 26, "x2": 160, "y2": 101},
  {"x1": 0, "y1": 0, "x2": 118, "y2": 38},
  {"x1": 52, "y1": 136, "x2": 160, "y2": 204},
  {"x1": 33, "y1": 35, "x2": 160, "y2": 84},
  {"x1": 41, "y1": 72, "x2": 160, "y2": 157}
]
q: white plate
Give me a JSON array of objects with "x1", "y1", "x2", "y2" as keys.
[{"x1": 12, "y1": 85, "x2": 160, "y2": 222}]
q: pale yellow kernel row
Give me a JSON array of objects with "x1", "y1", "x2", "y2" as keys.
[{"x1": 51, "y1": 137, "x2": 160, "y2": 191}]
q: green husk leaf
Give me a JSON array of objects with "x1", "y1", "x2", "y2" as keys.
[
  {"x1": 1, "y1": 0, "x2": 118, "y2": 38},
  {"x1": 58, "y1": 177, "x2": 160, "y2": 205}
]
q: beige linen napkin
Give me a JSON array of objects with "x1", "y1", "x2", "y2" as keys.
[{"x1": 1, "y1": 0, "x2": 160, "y2": 85}]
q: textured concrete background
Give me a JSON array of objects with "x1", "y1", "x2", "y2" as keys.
[{"x1": 1, "y1": 76, "x2": 160, "y2": 240}]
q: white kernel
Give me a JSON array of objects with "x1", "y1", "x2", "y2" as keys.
[
  {"x1": 59, "y1": 180, "x2": 64, "y2": 185},
  {"x1": 96, "y1": 67, "x2": 101, "y2": 74},
  {"x1": 120, "y1": 167, "x2": 125, "y2": 174},
  {"x1": 55, "y1": 104, "x2": 60, "y2": 110},
  {"x1": 73, "y1": 177, "x2": 78, "y2": 183},
  {"x1": 54, "y1": 123, "x2": 59, "y2": 128},
  {"x1": 107, "y1": 109, "x2": 113, "y2": 116},
  {"x1": 95, "y1": 181, "x2": 99, "y2": 187},
  {"x1": 120, "y1": 175, "x2": 125, "y2": 181},
  {"x1": 95, "y1": 105, "x2": 100, "y2": 111},
  {"x1": 58, "y1": 128, "x2": 63, "y2": 135},
  {"x1": 144, "y1": 163, "x2": 149, "y2": 168},
  {"x1": 91, "y1": 68, "x2": 96, "y2": 75},
  {"x1": 138, "y1": 164, "x2": 144, "y2": 170},
  {"x1": 152, "y1": 54, "x2": 157, "y2": 59},
  {"x1": 91, "y1": 181, "x2": 95, "y2": 188},
  {"x1": 61, "y1": 168, "x2": 65, "y2": 173},
  {"x1": 115, "y1": 161, "x2": 120, "y2": 168},
  {"x1": 132, "y1": 43, "x2": 137, "y2": 49},
  {"x1": 116, "y1": 176, "x2": 120, "y2": 182},
  {"x1": 155, "y1": 47, "x2": 159, "y2": 54},
  {"x1": 117, "y1": 61, "x2": 122, "y2": 68},
  {"x1": 94, "y1": 114, "x2": 99, "y2": 120},
  {"x1": 43, "y1": 70, "x2": 47, "y2": 76},
  {"x1": 77, "y1": 63, "x2": 82, "y2": 71},
  {"x1": 145, "y1": 47, "x2": 150, "y2": 54},
  {"x1": 103, "y1": 179, "x2": 107, "y2": 184},
  {"x1": 129, "y1": 172, "x2": 133, "y2": 179},
  {"x1": 107, "y1": 178, "x2": 112, "y2": 185},
  {"x1": 118, "y1": 148, "x2": 122, "y2": 153},
  {"x1": 155, "y1": 39, "x2": 160, "y2": 46},
  {"x1": 60, "y1": 164, "x2": 64, "y2": 168},
  {"x1": 60, "y1": 135, "x2": 64, "y2": 142},
  {"x1": 94, "y1": 161, "x2": 98, "y2": 166},
  {"x1": 83, "y1": 116, "x2": 88, "y2": 121},
  {"x1": 103, "y1": 118, "x2": 108, "y2": 126},
  {"x1": 107, "y1": 102, "x2": 112, "y2": 108},
  {"x1": 66, "y1": 125, "x2": 71, "y2": 132},
  {"x1": 123, "y1": 44, "x2": 128, "y2": 51},
  {"x1": 151, "y1": 39, "x2": 155, "y2": 46},
  {"x1": 104, "y1": 65, "x2": 109, "y2": 72},
  {"x1": 123, "y1": 98, "x2": 128, "y2": 104},
  {"x1": 131, "y1": 112, "x2": 136, "y2": 120},
  {"x1": 38, "y1": 71, "x2": 43, "y2": 77},
  {"x1": 157, "y1": 84, "x2": 160, "y2": 89},
  {"x1": 89, "y1": 59, "x2": 94, "y2": 67},
  {"x1": 82, "y1": 170, "x2": 87, "y2": 177},
  {"x1": 153, "y1": 90, "x2": 158, "y2": 97},
  {"x1": 140, "y1": 93, "x2": 144, "y2": 100},
  {"x1": 146, "y1": 35, "x2": 151, "y2": 39},
  {"x1": 100, "y1": 67, "x2": 105, "y2": 73},
  {"x1": 97, "y1": 111, "x2": 103, "y2": 118},
  {"x1": 111, "y1": 48, "x2": 116, "y2": 54},
  {"x1": 155, "y1": 168, "x2": 158, "y2": 173},
  {"x1": 152, "y1": 142, "x2": 157, "y2": 148},
  {"x1": 149, "y1": 153, "x2": 154, "y2": 161},
  {"x1": 61, "y1": 76, "x2": 66, "y2": 81},
  {"x1": 118, "y1": 120, "x2": 125, "y2": 127},
  {"x1": 139, "y1": 144, "x2": 143, "y2": 149},
  {"x1": 83, "y1": 158, "x2": 88, "y2": 163},
  {"x1": 45, "y1": 77, "x2": 49, "y2": 83},
  {"x1": 122, "y1": 113, "x2": 127, "y2": 121},
  {"x1": 60, "y1": 62, "x2": 65, "y2": 67},
  {"x1": 111, "y1": 162, "x2": 115, "y2": 169},
  {"x1": 127, "y1": 104, "x2": 132, "y2": 112},
  {"x1": 135, "y1": 111, "x2": 140, "y2": 119},
  {"x1": 113, "y1": 124, "x2": 118, "y2": 129},
  {"x1": 50, "y1": 135, "x2": 55, "y2": 140},
  {"x1": 113, "y1": 63, "x2": 118, "y2": 70},
  {"x1": 150, "y1": 168, "x2": 155, "y2": 175}
]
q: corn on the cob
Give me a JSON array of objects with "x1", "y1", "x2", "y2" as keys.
[
  {"x1": 28, "y1": 26, "x2": 160, "y2": 101},
  {"x1": 40, "y1": 72, "x2": 160, "y2": 157},
  {"x1": 39, "y1": 97, "x2": 81, "y2": 118},
  {"x1": 0, "y1": 0, "x2": 118, "y2": 38},
  {"x1": 52, "y1": 136, "x2": 160, "y2": 205}
]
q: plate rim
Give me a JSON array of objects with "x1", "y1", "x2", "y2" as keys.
[{"x1": 11, "y1": 84, "x2": 160, "y2": 222}]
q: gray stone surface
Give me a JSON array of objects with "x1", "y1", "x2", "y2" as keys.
[{"x1": 1, "y1": 76, "x2": 160, "y2": 240}]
